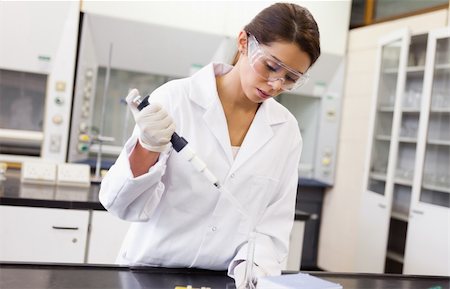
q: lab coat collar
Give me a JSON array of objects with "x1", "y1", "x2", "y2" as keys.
[{"x1": 189, "y1": 62, "x2": 289, "y2": 172}]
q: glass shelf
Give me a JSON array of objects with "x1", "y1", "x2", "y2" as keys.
[
  {"x1": 378, "y1": 106, "x2": 395, "y2": 112},
  {"x1": 394, "y1": 178, "x2": 413, "y2": 186},
  {"x1": 370, "y1": 172, "x2": 387, "y2": 181},
  {"x1": 398, "y1": 137, "x2": 416, "y2": 143},
  {"x1": 391, "y1": 211, "x2": 409, "y2": 222},
  {"x1": 401, "y1": 108, "x2": 421, "y2": 113},
  {"x1": 422, "y1": 183, "x2": 450, "y2": 194},
  {"x1": 386, "y1": 250, "x2": 404, "y2": 263},
  {"x1": 375, "y1": 135, "x2": 391, "y2": 141},
  {"x1": 435, "y1": 63, "x2": 450, "y2": 70},
  {"x1": 430, "y1": 108, "x2": 450, "y2": 113},
  {"x1": 383, "y1": 67, "x2": 399, "y2": 74},
  {"x1": 427, "y1": 139, "x2": 450, "y2": 146},
  {"x1": 383, "y1": 65, "x2": 434, "y2": 74}
]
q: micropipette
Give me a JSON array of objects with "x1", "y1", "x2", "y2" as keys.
[{"x1": 131, "y1": 94, "x2": 221, "y2": 189}]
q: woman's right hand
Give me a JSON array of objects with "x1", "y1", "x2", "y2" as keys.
[{"x1": 126, "y1": 89, "x2": 176, "y2": 153}]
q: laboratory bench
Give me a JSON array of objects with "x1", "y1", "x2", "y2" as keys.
[
  {"x1": 0, "y1": 169, "x2": 311, "y2": 267},
  {"x1": 0, "y1": 169, "x2": 311, "y2": 221},
  {"x1": 1, "y1": 262, "x2": 449, "y2": 289}
]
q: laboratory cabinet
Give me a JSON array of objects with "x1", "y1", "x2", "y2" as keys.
[
  {"x1": 0, "y1": 2, "x2": 80, "y2": 163},
  {"x1": 0, "y1": 205, "x2": 89, "y2": 263},
  {"x1": 0, "y1": 205, "x2": 131, "y2": 265},
  {"x1": 358, "y1": 26, "x2": 450, "y2": 276},
  {"x1": 87, "y1": 210, "x2": 130, "y2": 264},
  {"x1": 278, "y1": 53, "x2": 345, "y2": 185}
]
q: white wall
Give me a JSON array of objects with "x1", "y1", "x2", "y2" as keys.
[
  {"x1": 318, "y1": 8, "x2": 449, "y2": 272},
  {"x1": 81, "y1": 0, "x2": 351, "y2": 56}
]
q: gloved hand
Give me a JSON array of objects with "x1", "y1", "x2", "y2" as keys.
[
  {"x1": 234, "y1": 261, "x2": 266, "y2": 288},
  {"x1": 126, "y1": 89, "x2": 176, "y2": 152}
]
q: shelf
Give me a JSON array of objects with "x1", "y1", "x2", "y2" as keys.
[
  {"x1": 394, "y1": 177, "x2": 413, "y2": 186},
  {"x1": 391, "y1": 211, "x2": 409, "y2": 222},
  {"x1": 435, "y1": 63, "x2": 450, "y2": 70},
  {"x1": 376, "y1": 135, "x2": 391, "y2": 141},
  {"x1": 383, "y1": 65, "x2": 431, "y2": 74},
  {"x1": 378, "y1": 106, "x2": 395, "y2": 112},
  {"x1": 370, "y1": 172, "x2": 387, "y2": 181},
  {"x1": 386, "y1": 250, "x2": 404, "y2": 263},
  {"x1": 383, "y1": 63, "x2": 450, "y2": 74},
  {"x1": 398, "y1": 137, "x2": 416, "y2": 143},
  {"x1": 383, "y1": 67, "x2": 399, "y2": 74},
  {"x1": 406, "y1": 66, "x2": 425, "y2": 77},
  {"x1": 427, "y1": 139, "x2": 450, "y2": 146},
  {"x1": 430, "y1": 108, "x2": 450, "y2": 113},
  {"x1": 406, "y1": 66, "x2": 425, "y2": 72},
  {"x1": 422, "y1": 183, "x2": 450, "y2": 194},
  {"x1": 401, "y1": 108, "x2": 420, "y2": 113}
]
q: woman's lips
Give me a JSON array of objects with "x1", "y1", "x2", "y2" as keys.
[{"x1": 257, "y1": 88, "x2": 271, "y2": 100}]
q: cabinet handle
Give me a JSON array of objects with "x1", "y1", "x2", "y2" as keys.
[
  {"x1": 378, "y1": 203, "x2": 386, "y2": 209},
  {"x1": 412, "y1": 209, "x2": 424, "y2": 215},
  {"x1": 52, "y1": 226, "x2": 79, "y2": 230}
]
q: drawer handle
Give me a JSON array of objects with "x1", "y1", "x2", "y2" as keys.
[
  {"x1": 378, "y1": 203, "x2": 386, "y2": 209},
  {"x1": 52, "y1": 226, "x2": 79, "y2": 230},
  {"x1": 412, "y1": 209, "x2": 424, "y2": 215}
]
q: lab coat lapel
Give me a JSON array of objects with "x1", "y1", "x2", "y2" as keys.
[
  {"x1": 189, "y1": 63, "x2": 234, "y2": 165},
  {"x1": 229, "y1": 102, "x2": 273, "y2": 175},
  {"x1": 203, "y1": 101, "x2": 234, "y2": 165}
]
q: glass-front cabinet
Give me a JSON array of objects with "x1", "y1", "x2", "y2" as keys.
[
  {"x1": 359, "y1": 27, "x2": 450, "y2": 276},
  {"x1": 403, "y1": 26, "x2": 450, "y2": 276}
]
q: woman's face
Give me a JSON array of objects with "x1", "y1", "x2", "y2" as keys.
[{"x1": 238, "y1": 32, "x2": 311, "y2": 104}]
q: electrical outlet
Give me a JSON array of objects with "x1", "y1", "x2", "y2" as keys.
[
  {"x1": 57, "y1": 163, "x2": 91, "y2": 187},
  {"x1": 21, "y1": 162, "x2": 57, "y2": 185}
]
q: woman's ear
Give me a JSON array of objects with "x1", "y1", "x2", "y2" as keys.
[{"x1": 237, "y1": 30, "x2": 248, "y2": 55}]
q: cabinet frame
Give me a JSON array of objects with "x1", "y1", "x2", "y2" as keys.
[
  {"x1": 357, "y1": 28, "x2": 411, "y2": 273},
  {"x1": 359, "y1": 26, "x2": 450, "y2": 275}
]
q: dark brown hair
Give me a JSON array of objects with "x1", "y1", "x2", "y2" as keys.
[{"x1": 236, "y1": 2, "x2": 321, "y2": 67}]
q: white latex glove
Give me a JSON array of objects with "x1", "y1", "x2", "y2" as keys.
[
  {"x1": 234, "y1": 261, "x2": 266, "y2": 288},
  {"x1": 126, "y1": 89, "x2": 176, "y2": 152}
]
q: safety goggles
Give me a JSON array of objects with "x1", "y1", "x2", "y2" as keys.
[{"x1": 247, "y1": 33, "x2": 309, "y2": 91}]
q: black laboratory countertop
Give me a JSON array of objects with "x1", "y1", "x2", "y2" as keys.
[
  {"x1": 0, "y1": 170, "x2": 311, "y2": 220},
  {"x1": 0, "y1": 170, "x2": 104, "y2": 210},
  {"x1": 1, "y1": 263, "x2": 449, "y2": 289}
]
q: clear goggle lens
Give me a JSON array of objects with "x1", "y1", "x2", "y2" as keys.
[{"x1": 247, "y1": 34, "x2": 309, "y2": 91}]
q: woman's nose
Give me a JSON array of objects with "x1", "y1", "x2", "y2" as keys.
[{"x1": 268, "y1": 78, "x2": 284, "y2": 91}]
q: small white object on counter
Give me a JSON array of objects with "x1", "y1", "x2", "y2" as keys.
[{"x1": 257, "y1": 273, "x2": 342, "y2": 289}]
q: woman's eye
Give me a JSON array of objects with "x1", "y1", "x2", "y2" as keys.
[
  {"x1": 286, "y1": 74, "x2": 299, "y2": 83},
  {"x1": 265, "y1": 63, "x2": 277, "y2": 72},
  {"x1": 265, "y1": 60, "x2": 281, "y2": 72}
]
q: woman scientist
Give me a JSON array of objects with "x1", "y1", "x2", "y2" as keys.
[{"x1": 99, "y1": 2, "x2": 320, "y2": 287}]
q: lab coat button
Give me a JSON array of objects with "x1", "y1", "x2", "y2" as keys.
[
  {"x1": 230, "y1": 173, "x2": 235, "y2": 179},
  {"x1": 211, "y1": 226, "x2": 217, "y2": 232}
]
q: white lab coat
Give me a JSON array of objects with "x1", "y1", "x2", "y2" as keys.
[{"x1": 99, "y1": 63, "x2": 302, "y2": 277}]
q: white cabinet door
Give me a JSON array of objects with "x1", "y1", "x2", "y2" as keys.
[
  {"x1": 404, "y1": 204, "x2": 450, "y2": 275},
  {"x1": 357, "y1": 28, "x2": 411, "y2": 273},
  {"x1": 281, "y1": 220, "x2": 306, "y2": 271},
  {"x1": 356, "y1": 192, "x2": 390, "y2": 272},
  {"x1": 87, "y1": 210, "x2": 130, "y2": 264},
  {"x1": 403, "y1": 26, "x2": 450, "y2": 276},
  {"x1": 0, "y1": 205, "x2": 89, "y2": 263}
]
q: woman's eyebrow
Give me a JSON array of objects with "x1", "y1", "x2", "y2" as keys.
[{"x1": 269, "y1": 53, "x2": 303, "y2": 75}]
